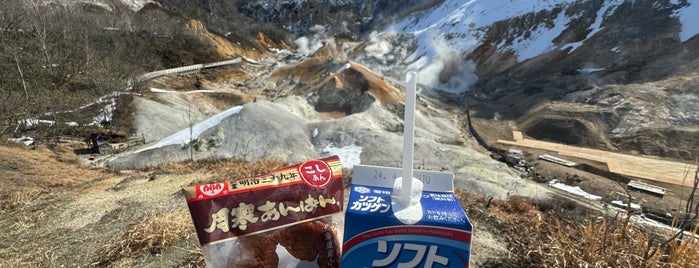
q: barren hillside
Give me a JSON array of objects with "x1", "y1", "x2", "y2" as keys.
[{"x1": 2, "y1": 0, "x2": 699, "y2": 267}]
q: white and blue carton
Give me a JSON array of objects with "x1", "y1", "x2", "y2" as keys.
[{"x1": 342, "y1": 164, "x2": 473, "y2": 268}]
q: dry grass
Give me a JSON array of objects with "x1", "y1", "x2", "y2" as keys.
[
  {"x1": 92, "y1": 209, "x2": 196, "y2": 266},
  {"x1": 455, "y1": 189, "x2": 699, "y2": 267},
  {"x1": 664, "y1": 224, "x2": 699, "y2": 267},
  {"x1": 0, "y1": 144, "x2": 101, "y2": 191},
  {"x1": 190, "y1": 158, "x2": 287, "y2": 179},
  {"x1": 89, "y1": 158, "x2": 290, "y2": 267},
  {"x1": 0, "y1": 189, "x2": 48, "y2": 210},
  {"x1": 0, "y1": 245, "x2": 60, "y2": 267},
  {"x1": 7, "y1": 141, "x2": 695, "y2": 267},
  {"x1": 147, "y1": 158, "x2": 288, "y2": 186}
]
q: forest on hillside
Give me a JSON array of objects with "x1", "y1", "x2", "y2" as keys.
[{"x1": 0, "y1": 0, "x2": 223, "y2": 141}]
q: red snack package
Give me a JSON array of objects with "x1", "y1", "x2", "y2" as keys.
[{"x1": 183, "y1": 156, "x2": 343, "y2": 268}]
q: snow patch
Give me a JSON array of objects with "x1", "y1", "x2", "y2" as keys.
[
  {"x1": 393, "y1": 0, "x2": 582, "y2": 65},
  {"x1": 118, "y1": 0, "x2": 152, "y2": 11},
  {"x1": 20, "y1": 119, "x2": 55, "y2": 128},
  {"x1": 510, "y1": 11, "x2": 571, "y2": 61},
  {"x1": 561, "y1": 0, "x2": 623, "y2": 54},
  {"x1": 135, "y1": 106, "x2": 244, "y2": 153},
  {"x1": 92, "y1": 99, "x2": 116, "y2": 126},
  {"x1": 150, "y1": 88, "x2": 216, "y2": 94},
  {"x1": 578, "y1": 67, "x2": 605, "y2": 73},
  {"x1": 8, "y1": 136, "x2": 35, "y2": 146},
  {"x1": 337, "y1": 63, "x2": 351, "y2": 73},
  {"x1": 611, "y1": 200, "x2": 641, "y2": 210},
  {"x1": 548, "y1": 179, "x2": 602, "y2": 200},
  {"x1": 322, "y1": 143, "x2": 362, "y2": 169},
  {"x1": 631, "y1": 215, "x2": 699, "y2": 238},
  {"x1": 269, "y1": 47, "x2": 293, "y2": 55},
  {"x1": 390, "y1": 0, "x2": 611, "y2": 92},
  {"x1": 150, "y1": 88, "x2": 176, "y2": 93}
]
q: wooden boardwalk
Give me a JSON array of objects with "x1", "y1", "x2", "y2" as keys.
[{"x1": 498, "y1": 131, "x2": 697, "y2": 186}]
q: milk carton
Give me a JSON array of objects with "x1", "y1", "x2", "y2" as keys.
[{"x1": 342, "y1": 164, "x2": 473, "y2": 268}]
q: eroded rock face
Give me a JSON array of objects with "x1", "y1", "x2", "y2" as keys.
[
  {"x1": 313, "y1": 69, "x2": 375, "y2": 115},
  {"x1": 524, "y1": 117, "x2": 604, "y2": 147}
]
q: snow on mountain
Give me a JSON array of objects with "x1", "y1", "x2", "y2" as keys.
[
  {"x1": 392, "y1": 0, "x2": 579, "y2": 63},
  {"x1": 560, "y1": 0, "x2": 623, "y2": 53},
  {"x1": 118, "y1": 0, "x2": 152, "y2": 11},
  {"x1": 388, "y1": 0, "x2": 589, "y2": 93},
  {"x1": 389, "y1": 0, "x2": 698, "y2": 91},
  {"x1": 51, "y1": 0, "x2": 153, "y2": 12}
]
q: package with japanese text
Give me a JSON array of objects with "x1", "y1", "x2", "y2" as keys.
[
  {"x1": 183, "y1": 156, "x2": 344, "y2": 268},
  {"x1": 342, "y1": 164, "x2": 473, "y2": 267}
]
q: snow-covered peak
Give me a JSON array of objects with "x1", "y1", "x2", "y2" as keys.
[
  {"x1": 391, "y1": 0, "x2": 699, "y2": 67},
  {"x1": 51, "y1": 0, "x2": 154, "y2": 12},
  {"x1": 391, "y1": 0, "x2": 595, "y2": 65},
  {"x1": 118, "y1": 0, "x2": 153, "y2": 11}
]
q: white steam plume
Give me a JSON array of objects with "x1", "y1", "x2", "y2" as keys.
[
  {"x1": 294, "y1": 25, "x2": 327, "y2": 56},
  {"x1": 417, "y1": 35, "x2": 478, "y2": 94},
  {"x1": 364, "y1": 31, "x2": 395, "y2": 65}
]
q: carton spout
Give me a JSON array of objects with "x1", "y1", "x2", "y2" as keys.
[
  {"x1": 393, "y1": 177, "x2": 424, "y2": 206},
  {"x1": 392, "y1": 176, "x2": 424, "y2": 225}
]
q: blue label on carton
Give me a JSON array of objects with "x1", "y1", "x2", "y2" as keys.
[{"x1": 343, "y1": 165, "x2": 472, "y2": 267}]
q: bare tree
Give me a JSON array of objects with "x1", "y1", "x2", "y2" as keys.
[
  {"x1": 183, "y1": 104, "x2": 197, "y2": 161},
  {"x1": 0, "y1": 0, "x2": 30, "y2": 134},
  {"x1": 23, "y1": 0, "x2": 56, "y2": 67},
  {"x1": 12, "y1": 54, "x2": 29, "y2": 103}
]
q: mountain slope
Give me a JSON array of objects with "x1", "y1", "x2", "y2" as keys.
[
  {"x1": 371, "y1": 0, "x2": 699, "y2": 160},
  {"x1": 4, "y1": 1, "x2": 699, "y2": 267}
]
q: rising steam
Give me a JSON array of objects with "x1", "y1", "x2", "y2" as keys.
[
  {"x1": 294, "y1": 25, "x2": 327, "y2": 56},
  {"x1": 364, "y1": 31, "x2": 396, "y2": 65},
  {"x1": 416, "y1": 36, "x2": 478, "y2": 94}
]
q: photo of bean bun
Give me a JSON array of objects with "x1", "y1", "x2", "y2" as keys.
[
  {"x1": 185, "y1": 157, "x2": 344, "y2": 268},
  {"x1": 226, "y1": 220, "x2": 341, "y2": 268}
]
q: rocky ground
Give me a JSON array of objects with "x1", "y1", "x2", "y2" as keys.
[
  {"x1": 3, "y1": 2, "x2": 699, "y2": 264},
  {"x1": 0, "y1": 34, "x2": 556, "y2": 267},
  {"x1": 469, "y1": 97, "x2": 699, "y2": 229},
  {"x1": 0, "y1": 141, "x2": 548, "y2": 267},
  {"x1": 1, "y1": 64, "x2": 696, "y2": 268}
]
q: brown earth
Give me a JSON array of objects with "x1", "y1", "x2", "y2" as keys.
[
  {"x1": 470, "y1": 111, "x2": 697, "y2": 225},
  {"x1": 4, "y1": 8, "x2": 696, "y2": 266},
  {"x1": 0, "y1": 143, "x2": 291, "y2": 267},
  {"x1": 0, "y1": 143, "x2": 515, "y2": 267},
  {"x1": 185, "y1": 20, "x2": 266, "y2": 60}
]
